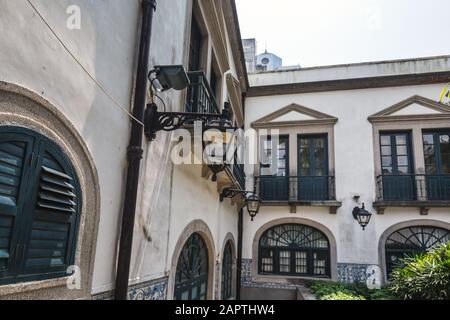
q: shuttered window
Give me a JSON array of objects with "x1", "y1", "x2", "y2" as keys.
[{"x1": 0, "y1": 127, "x2": 80, "y2": 285}]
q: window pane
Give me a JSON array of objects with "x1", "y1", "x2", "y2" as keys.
[
  {"x1": 279, "y1": 251, "x2": 290, "y2": 273},
  {"x1": 381, "y1": 146, "x2": 391, "y2": 156},
  {"x1": 313, "y1": 252, "x2": 326, "y2": 276},
  {"x1": 382, "y1": 167, "x2": 393, "y2": 174},
  {"x1": 396, "y1": 135, "x2": 407, "y2": 145},
  {"x1": 423, "y1": 134, "x2": 434, "y2": 145},
  {"x1": 423, "y1": 145, "x2": 434, "y2": 155},
  {"x1": 295, "y1": 252, "x2": 307, "y2": 274},
  {"x1": 396, "y1": 146, "x2": 407, "y2": 156},
  {"x1": 397, "y1": 156, "x2": 409, "y2": 166},
  {"x1": 398, "y1": 166, "x2": 409, "y2": 174},
  {"x1": 380, "y1": 135, "x2": 391, "y2": 146},
  {"x1": 382, "y1": 156, "x2": 392, "y2": 166}
]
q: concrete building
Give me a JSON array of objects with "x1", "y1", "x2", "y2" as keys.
[{"x1": 0, "y1": 0, "x2": 450, "y2": 301}]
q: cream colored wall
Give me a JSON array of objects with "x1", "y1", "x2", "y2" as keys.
[
  {"x1": 0, "y1": 0, "x2": 140, "y2": 294},
  {"x1": 244, "y1": 83, "x2": 450, "y2": 266}
]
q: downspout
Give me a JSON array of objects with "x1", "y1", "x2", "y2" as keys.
[
  {"x1": 114, "y1": 0, "x2": 157, "y2": 300},
  {"x1": 236, "y1": 208, "x2": 243, "y2": 300}
]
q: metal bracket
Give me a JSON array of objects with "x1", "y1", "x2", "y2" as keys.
[
  {"x1": 220, "y1": 188, "x2": 253, "y2": 202},
  {"x1": 144, "y1": 103, "x2": 237, "y2": 141}
]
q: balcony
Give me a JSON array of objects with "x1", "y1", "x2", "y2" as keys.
[
  {"x1": 254, "y1": 176, "x2": 341, "y2": 214},
  {"x1": 186, "y1": 71, "x2": 220, "y2": 114},
  {"x1": 374, "y1": 174, "x2": 450, "y2": 214}
]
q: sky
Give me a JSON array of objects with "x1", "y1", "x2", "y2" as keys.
[{"x1": 236, "y1": 0, "x2": 450, "y2": 68}]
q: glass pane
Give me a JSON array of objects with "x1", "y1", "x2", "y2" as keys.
[
  {"x1": 300, "y1": 139, "x2": 309, "y2": 148},
  {"x1": 396, "y1": 146, "x2": 407, "y2": 156},
  {"x1": 396, "y1": 135, "x2": 407, "y2": 145},
  {"x1": 382, "y1": 167, "x2": 393, "y2": 174},
  {"x1": 382, "y1": 156, "x2": 392, "y2": 166},
  {"x1": 313, "y1": 252, "x2": 326, "y2": 275},
  {"x1": 440, "y1": 134, "x2": 450, "y2": 174},
  {"x1": 279, "y1": 251, "x2": 291, "y2": 273},
  {"x1": 423, "y1": 145, "x2": 434, "y2": 155},
  {"x1": 439, "y1": 134, "x2": 450, "y2": 144},
  {"x1": 380, "y1": 135, "x2": 391, "y2": 146},
  {"x1": 381, "y1": 146, "x2": 391, "y2": 156},
  {"x1": 398, "y1": 166, "x2": 409, "y2": 174},
  {"x1": 191, "y1": 287, "x2": 198, "y2": 300},
  {"x1": 295, "y1": 251, "x2": 307, "y2": 274},
  {"x1": 423, "y1": 134, "x2": 434, "y2": 145},
  {"x1": 181, "y1": 291, "x2": 189, "y2": 300},
  {"x1": 397, "y1": 156, "x2": 409, "y2": 166}
]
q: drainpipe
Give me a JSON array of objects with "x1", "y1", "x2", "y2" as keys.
[
  {"x1": 114, "y1": 0, "x2": 157, "y2": 300},
  {"x1": 236, "y1": 208, "x2": 243, "y2": 300}
]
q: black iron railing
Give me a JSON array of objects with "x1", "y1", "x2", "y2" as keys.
[
  {"x1": 376, "y1": 174, "x2": 450, "y2": 201},
  {"x1": 232, "y1": 161, "x2": 245, "y2": 190},
  {"x1": 255, "y1": 176, "x2": 336, "y2": 202},
  {"x1": 186, "y1": 71, "x2": 220, "y2": 114}
]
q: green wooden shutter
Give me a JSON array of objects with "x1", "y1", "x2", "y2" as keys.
[
  {"x1": 0, "y1": 137, "x2": 33, "y2": 275},
  {"x1": 21, "y1": 143, "x2": 79, "y2": 277}
]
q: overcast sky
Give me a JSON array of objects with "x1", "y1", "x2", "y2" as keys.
[{"x1": 236, "y1": 0, "x2": 450, "y2": 68}]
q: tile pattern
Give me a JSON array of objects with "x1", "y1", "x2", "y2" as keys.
[
  {"x1": 337, "y1": 263, "x2": 369, "y2": 283},
  {"x1": 92, "y1": 277, "x2": 168, "y2": 300}
]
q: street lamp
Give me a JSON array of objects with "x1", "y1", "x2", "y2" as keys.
[
  {"x1": 149, "y1": 65, "x2": 190, "y2": 91},
  {"x1": 220, "y1": 188, "x2": 261, "y2": 221},
  {"x1": 352, "y1": 203, "x2": 372, "y2": 231}
]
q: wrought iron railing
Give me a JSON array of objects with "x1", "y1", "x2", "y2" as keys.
[
  {"x1": 255, "y1": 176, "x2": 336, "y2": 202},
  {"x1": 232, "y1": 161, "x2": 245, "y2": 190},
  {"x1": 186, "y1": 71, "x2": 220, "y2": 114},
  {"x1": 376, "y1": 174, "x2": 450, "y2": 201}
]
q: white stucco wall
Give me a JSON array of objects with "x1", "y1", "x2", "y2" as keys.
[
  {"x1": 244, "y1": 82, "x2": 450, "y2": 267},
  {"x1": 0, "y1": 0, "x2": 242, "y2": 297},
  {"x1": 0, "y1": 0, "x2": 140, "y2": 294}
]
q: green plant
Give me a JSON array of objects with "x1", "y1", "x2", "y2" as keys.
[
  {"x1": 389, "y1": 242, "x2": 450, "y2": 300},
  {"x1": 321, "y1": 292, "x2": 366, "y2": 300},
  {"x1": 308, "y1": 280, "x2": 398, "y2": 300}
]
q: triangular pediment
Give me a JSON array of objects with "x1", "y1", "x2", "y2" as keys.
[
  {"x1": 369, "y1": 96, "x2": 450, "y2": 122},
  {"x1": 252, "y1": 103, "x2": 338, "y2": 128}
]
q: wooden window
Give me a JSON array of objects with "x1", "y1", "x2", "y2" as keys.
[{"x1": 0, "y1": 127, "x2": 80, "y2": 285}]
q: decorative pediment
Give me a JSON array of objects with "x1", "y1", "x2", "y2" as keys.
[
  {"x1": 368, "y1": 95, "x2": 450, "y2": 123},
  {"x1": 251, "y1": 103, "x2": 338, "y2": 129}
]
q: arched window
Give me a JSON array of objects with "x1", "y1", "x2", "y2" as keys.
[
  {"x1": 174, "y1": 233, "x2": 208, "y2": 300},
  {"x1": 0, "y1": 126, "x2": 80, "y2": 285},
  {"x1": 258, "y1": 224, "x2": 330, "y2": 277},
  {"x1": 221, "y1": 241, "x2": 233, "y2": 300},
  {"x1": 385, "y1": 226, "x2": 450, "y2": 276}
]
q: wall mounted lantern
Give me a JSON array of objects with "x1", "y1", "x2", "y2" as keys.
[
  {"x1": 150, "y1": 65, "x2": 190, "y2": 91},
  {"x1": 220, "y1": 188, "x2": 261, "y2": 221},
  {"x1": 144, "y1": 65, "x2": 235, "y2": 141},
  {"x1": 352, "y1": 203, "x2": 372, "y2": 231}
]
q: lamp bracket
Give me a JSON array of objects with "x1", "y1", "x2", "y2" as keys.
[
  {"x1": 220, "y1": 188, "x2": 253, "y2": 202},
  {"x1": 144, "y1": 103, "x2": 237, "y2": 141}
]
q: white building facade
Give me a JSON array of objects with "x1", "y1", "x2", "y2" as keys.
[
  {"x1": 0, "y1": 0, "x2": 449, "y2": 301},
  {"x1": 241, "y1": 56, "x2": 450, "y2": 298}
]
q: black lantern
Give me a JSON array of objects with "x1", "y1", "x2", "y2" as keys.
[
  {"x1": 245, "y1": 193, "x2": 261, "y2": 221},
  {"x1": 220, "y1": 188, "x2": 261, "y2": 221},
  {"x1": 352, "y1": 203, "x2": 372, "y2": 231}
]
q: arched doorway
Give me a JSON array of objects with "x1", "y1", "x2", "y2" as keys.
[
  {"x1": 258, "y1": 224, "x2": 331, "y2": 277},
  {"x1": 174, "y1": 233, "x2": 209, "y2": 300},
  {"x1": 385, "y1": 225, "x2": 450, "y2": 277},
  {"x1": 221, "y1": 241, "x2": 233, "y2": 300}
]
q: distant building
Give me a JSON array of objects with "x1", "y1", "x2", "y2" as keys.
[
  {"x1": 256, "y1": 50, "x2": 282, "y2": 72},
  {"x1": 242, "y1": 38, "x2": 257, "y2": 73}
]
